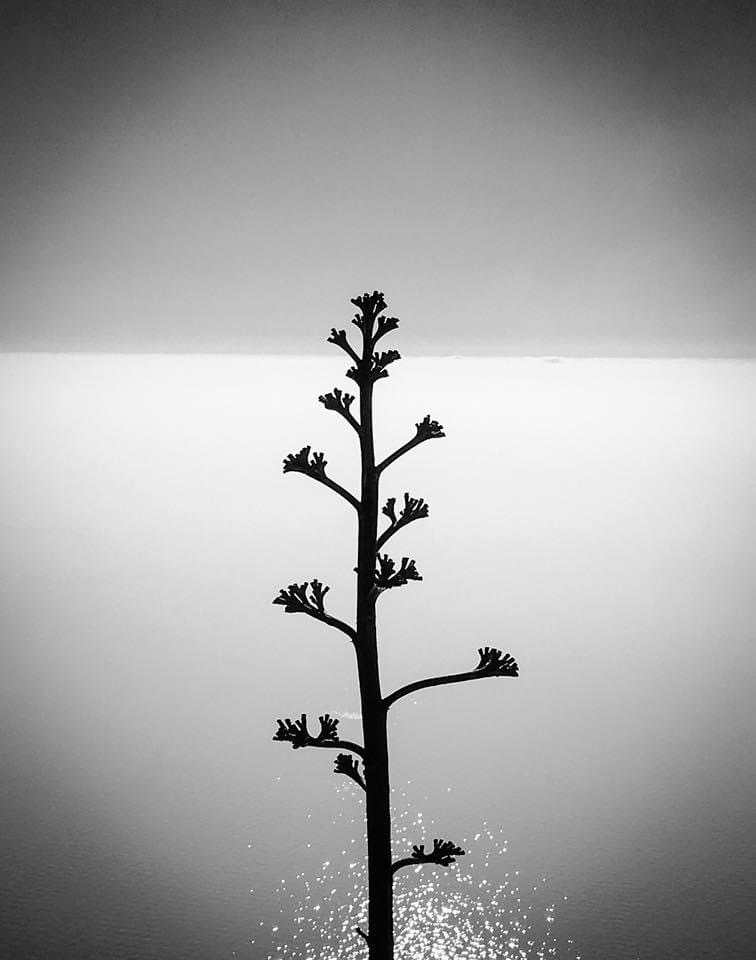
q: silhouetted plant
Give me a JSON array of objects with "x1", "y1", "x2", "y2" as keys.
[
  {"x1": 334, "y1": 752, "x2": 367, "y2": 792},
  {"x1": 272, "y1": 291, "x2": 519, "y2": 960},
  {"x1": 392, "y1": 838, "x2": 467, "y2": 873}
]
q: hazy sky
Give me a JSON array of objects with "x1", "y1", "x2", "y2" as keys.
[{"x1": 1, "y1": 1, "x2": 754, "y2": 354}]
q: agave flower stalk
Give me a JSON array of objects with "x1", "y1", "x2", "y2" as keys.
[{"x1": 272, "y1": 291, "x2": 519, "y2": 959}]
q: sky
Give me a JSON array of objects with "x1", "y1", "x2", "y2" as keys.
[{"x1": 1, "y1": 0, "x2": 754, "y2": 355}]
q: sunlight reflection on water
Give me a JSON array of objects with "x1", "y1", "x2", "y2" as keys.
[{"x1": 260, "y1": 784, "x2": 579, "y2": 960}]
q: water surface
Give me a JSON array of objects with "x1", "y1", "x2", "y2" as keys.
[{"x1": 2, "y1": 355, "x2": 754, "y2": 959}]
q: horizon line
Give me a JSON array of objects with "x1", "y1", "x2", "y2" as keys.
[{"x1": 1, "y1": 350, "x2": 754, "y2": 361}]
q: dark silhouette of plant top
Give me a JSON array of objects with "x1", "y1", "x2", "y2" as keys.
[{"x1": 272, "y1": 290, "x2": 519, "y2": 960}]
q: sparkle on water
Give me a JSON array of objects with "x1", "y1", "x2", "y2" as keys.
[{"x1": 255, "y1": 783, "x2": 579, "y2": 960}]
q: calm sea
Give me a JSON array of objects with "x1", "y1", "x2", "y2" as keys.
[{"x1": 2, "y1": 355, "x2": 754, "y2": 959}]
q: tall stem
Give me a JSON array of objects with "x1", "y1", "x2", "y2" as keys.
[{"x1": 356, "y1": 351, "x2": 393, "y2": 958}]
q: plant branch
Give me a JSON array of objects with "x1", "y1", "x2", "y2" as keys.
[
  {"x1": 349, "y1": 290, "x2": 387, "y2": 338},
  {"x1": 345, "y1": 349, "x2": 401, "y2": 386},
  {"x1": 376, "y1": 493, "x2": 429, "y2": 551},
  {"x1": 383, "y1": 647, "x2": 519, "y2": 709},
  {"x1": 318, "y1": 388, "x2": 361, "y2": 434},
  {"x1": 327, "y1": 328, "x2": 362, "y2": 365},
  {"x1": 273, "y1": 579, "x2": 357, "y2": 642},
  {"x1": 372, "y1": 553, "x2": 422, "y2": 596},
  {"x1": 272, "y1": 713, "x2": 365, "y2": 758},
  {"x1": 372, "y1": 313, "x2": 400, "y2": 345},
  {"x1": 346, "y1": 290, "x2": 399, "y2": 350},
  {"x1": 376, "y1": 416, "x2": 445, "y2": 474},
  {"x1": 349, "y1": 291, "x2": 400, "y2": 346},
  {"x1": 392, "y1": 838, "x2": 465, "y2": 875},
  {"x1": 282, "y1": 446, "x2": 359, "y2": 510},
  {"x1": 334, "y1": 752, "x2": 367, "y2": 790}
]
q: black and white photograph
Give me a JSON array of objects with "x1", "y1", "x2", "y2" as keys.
[{"x1": 2, "y1": 3, "x2": 754, "y2": 959}]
